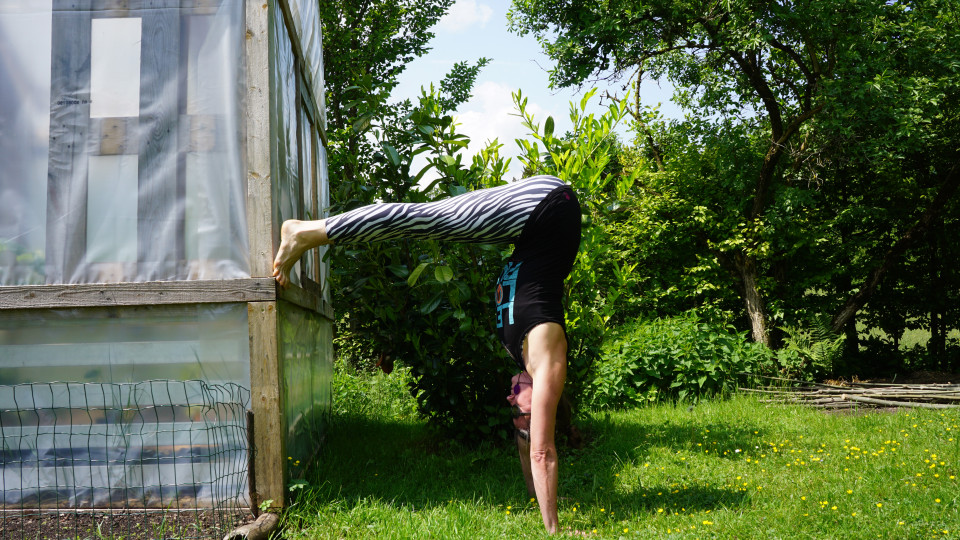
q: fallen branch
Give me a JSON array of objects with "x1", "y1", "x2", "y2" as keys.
[
  {"x1": 223, "y1": 512, "x2": 280, "y2": 540},
  {"x1": 741, "y1": 376, "x2": 960, "y2": 410},
  {"x1": 841, "y1": 394, "x2": 959, "y2": 410}
]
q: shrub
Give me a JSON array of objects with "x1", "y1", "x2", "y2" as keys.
[{"x1": 585, "y1": 312, "x2": 774, "y2": 409}]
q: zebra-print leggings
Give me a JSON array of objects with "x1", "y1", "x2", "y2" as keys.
[{"x1": 325, "y1": 175, "x2": 582, "y2": 368}]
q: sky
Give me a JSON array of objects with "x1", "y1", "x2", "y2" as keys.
[{"x1": 392, "y1": 0, "x2": 680, "y2": 180}]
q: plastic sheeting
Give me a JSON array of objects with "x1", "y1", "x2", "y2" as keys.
[
  {"x1": 270, "y1": 0, "x2": 328, "y2": 291},
  {"x1": 0, "y1": 0, "x2": 249, "y2": 285},
  {"x1": 0, "y1": 305, "x2": 251, "y2": 508},
  {"x1": 284, "y1": 0, "x2": 326, "y2": 130},
  {"x1": 0, "y1": 380, "x2": 249, "y2": 509},
  {"x1": 0, "y1": 303, "x2": 251, "y2": 387},
  {"x1": 278, "y1": 300, "x2": 332, "y2": 471}
]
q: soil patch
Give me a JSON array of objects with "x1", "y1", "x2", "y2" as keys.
[{"x1": 0, "y1": 509, "x2": 249, "y2": 540}]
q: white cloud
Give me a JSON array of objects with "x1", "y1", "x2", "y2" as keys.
[
  {"x1": 453, "y1": 81, "x2": 555, "y2": 180},
  {"x1": 411, "y1": 81, "x2": 558, "y2": 186},
  {"x1": 438, "y1": 0, "x2": 493, "y2": 33}
]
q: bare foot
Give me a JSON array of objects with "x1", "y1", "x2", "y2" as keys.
[{"x1": 273, "y1": 219, "x2": 329, "y2": 287}]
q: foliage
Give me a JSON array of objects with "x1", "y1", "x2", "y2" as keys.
[
  {"x1": 327, "y1": 72, "x2": 647, "y2": 441},
  {"x1": 331, "y1": 357, "x2": 419, "y2": 421},
  {"x1": 775, "y1": 321, "x2": 846, "y2": 382},
  {"x1": 508, "y1": 0, "x2": 960, "y2": 370},
  {"x1": 327, "y1": 85, "x2": 517, "y2": 443},
  {"x1": 584, "y1": 312, "x2": 773, "y2": 409},
  {"x1": 511, "y1": 89, "x2": 639, "y2": 400}
]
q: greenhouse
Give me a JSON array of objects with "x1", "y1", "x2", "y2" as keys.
[{"x1": 0, "y1": 0, "x2": 332, "y2": 535}]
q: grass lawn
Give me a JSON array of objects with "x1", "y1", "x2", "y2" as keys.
[{"x1": 282, "y1": 392, "x2": 959, "y2": 539}]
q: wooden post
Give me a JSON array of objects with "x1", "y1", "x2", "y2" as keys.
[
  {"x1": 245, "y1": 0, "x2": 285, "y2": 509},
  {"x1": 247, "y1": 301, "x2": 285, "y2": 509},
  {"x1": 245, "y1": 0, "x2": 274, "y2": 279},
  {"x1": 138, "y1": 0, "x2": 183, "y2": 279}
]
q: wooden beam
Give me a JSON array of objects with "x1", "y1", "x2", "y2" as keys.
[
  {"x1": 47, "y1": 0, "x2": 93, "y2": 284},
  {"x1": 138, "y1": 0, "x2": 183, "y2": 279},
  {"x1": 245, "y1": 0, "x2": 284, "y2": 512},
  {"x1": 278, "y1": 283, "x2": 334, "y2": 320},
  {"x1": 246, "y1": 0, "x2": 273, "y2": 278},
  {"x1": 247, "y1": 301, "x2": 286, "y2": 509},
  {"x1": 0, "y1": 278, "x2": 277, "y2": 310}
]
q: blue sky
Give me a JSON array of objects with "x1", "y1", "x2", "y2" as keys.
[{"x1": 392, "y1": 0, "x2": 680, "y2": 180}]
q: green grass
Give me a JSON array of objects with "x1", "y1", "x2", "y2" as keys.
[{"x1": 283, "y1": 381, "x2": 959, "y2": 538}]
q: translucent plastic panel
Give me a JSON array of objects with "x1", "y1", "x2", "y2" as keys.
[
  {"x1": 0, "y1": 0, "x2": 249, "y2": 285},
  {"x1": 0, "y1": 304, "x2": 250, "y2": 387},
  {"x1": 87, "y1": 155, "x2": 139, "y2": 264},
  {"x1": 0, "y1": 305, "x2": 251, "y2": 508},
  {"x1": 278, "y1": 301, "x2": 333, "y2": 471},
  {"x1": 0, "y1": 2, "x2": 52, "y2": 286},
  {"x1": 271, "y1": 1, "x2": 302, "y2": 286},
  {"x1": 299, "y1": 106, "x2": 317, "y2": 282},
  {"x1": 89, "y1": 17, "x2": 141, "y2": 118},
  {"x1": 317, "y1": 142, "x2": 331, "y2": 301},
  {"x1": 286, "y1": 0, "x2": 325, "y2": 129}
]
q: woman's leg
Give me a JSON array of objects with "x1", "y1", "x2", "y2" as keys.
[
  {"x1": 523, "y1": 321, "x2": 567, "y2": 534},
  {"x1": 272, "y1": 219, "x2": 331, "y2": 287}
]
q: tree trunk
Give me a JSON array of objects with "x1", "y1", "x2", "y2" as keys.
[{"x1": 736, "y1": 253, "x2": 771, "y2": 346}]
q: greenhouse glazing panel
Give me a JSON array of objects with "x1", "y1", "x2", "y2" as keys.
[
  {"x1": 278, "y1": 300, "x2": 332, "y2": 473},
  {"x1": 0, "y1": 304, "x2": 251, "y2": 508},
  {"x1": 0, "y1": 0, "x2": 249, "y2": 285}
]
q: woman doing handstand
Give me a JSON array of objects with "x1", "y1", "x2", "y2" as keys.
[{"x1": 272, "y1": 175, "x2": 581, "y2": 534}]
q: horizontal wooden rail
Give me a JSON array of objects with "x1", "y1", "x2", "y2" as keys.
[
  {"x1": 0, "y1": 278, "x2": 335, "y2": 320},
  {"x1": 0, "y1": 279, "x2": 276, "y2": 309}
]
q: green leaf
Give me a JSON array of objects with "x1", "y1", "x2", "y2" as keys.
[
  {"x1": 434, "y1": 265, "x2": 453, "y2": 283},
  {"x1": 387, "y1": 264, "x2": 409, "y2": 278},
  {"x1": 382, "y1": 143, "x2": 401, "y2": 166},
  {"x1": 420, "y1": 292, "x2": 444, "y2": 314},
  {"x1": 407, "y1": 262, "x2": 429, "y2": 287},
  {"x1": 544, "y1": 115, "x2": 555, "y2": 137}
]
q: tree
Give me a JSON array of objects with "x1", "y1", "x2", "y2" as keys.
[
  {"x1": 509, "y1": 0, "x2": 960, "y2": 357},
  {"x1": 319, "y1": 0, "x2": 453, "y2": 199}
]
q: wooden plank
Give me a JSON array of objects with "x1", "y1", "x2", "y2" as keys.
[
  {"x1": 247, "y1": 301, "x2": 286, "y2": 509},
  {"x1": 47, "y1": 0, "x2": 94, "y2": 284},
  {"x1": 246, "y1": 0, "x2": 274, "y2": 278},
  {"x1": 277, "y1": 283, "x2": 334, "y2": 320},
  {"x1": 0, "y1": 278, "x2": 277, "y2": 310},
  {"x1": 138, "y1": 0, "x2": 183, "y2": 279},
  {"x1": 97, "y1": 117, "x2": 134, "y2": 155}
]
